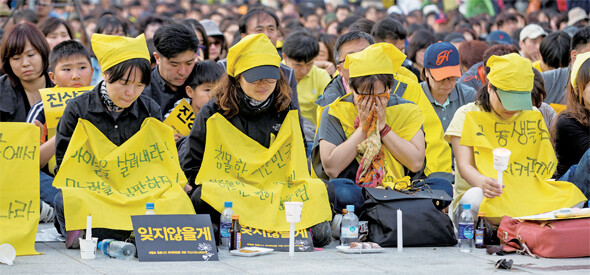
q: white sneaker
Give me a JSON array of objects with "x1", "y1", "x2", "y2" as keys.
[{"x1": 39, "y1": 201, "x2": 55, "y2": 223}]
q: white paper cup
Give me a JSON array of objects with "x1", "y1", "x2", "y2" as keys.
[
  {"x1": 79, "y1": 237, "x2": 98, "y2": 260},
  {"x1": 493, "y1": 148, "x2": 511, "y2": 171},
  {"x1": 284, "y1": 202, "x2": 303, "y2": 223},
  {"x1": 0, "y1": 244, "x2": 16, "y2": 265}
]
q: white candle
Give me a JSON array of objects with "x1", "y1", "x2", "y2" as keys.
[
  {"x1": 289, "y1": 223, "x2": 295, "y2": 257},
  {"x1": 397, "y1": 209, "x2": 403, "y2": 252},
  {"x1": 86, "y1": 215, "x2": 92, "y2": 240}
]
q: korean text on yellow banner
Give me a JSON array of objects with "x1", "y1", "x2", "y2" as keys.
[
  {"x1": 40, "y1": 86, "x2": 93, "y2": 129},
  {"x1": 0, "y1": 123, "x2": 40, "y2": 255},
  {"x1": 53, "y1": 118, "x2": 195, "y2": 231},
  {"x1": 197, "y1": 110, "x2": 331, "y2": 232},
  {"x1": 163, "y1": 99, "x2": 195, "y2": 136},
  {"x1": 461, "y1": 110, "x2": 586, "y2": 218}
]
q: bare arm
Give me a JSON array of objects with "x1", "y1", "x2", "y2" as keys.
[
  {"x1": 451, "y1": 136, "x2": 502, "y2": 198},
  {"x1": 382, "y1": 129, "x2": 425, "y2": 173},
  {"x1": 319, "y1": 127, "x2": 366, "y2": 178}
]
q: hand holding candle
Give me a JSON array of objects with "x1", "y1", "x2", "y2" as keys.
[{"x1": 492, "y1": 148, "x2": 511, "y2": 190}]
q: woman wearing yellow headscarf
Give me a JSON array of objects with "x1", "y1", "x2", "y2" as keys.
[
  {"x1": 313, "y1": 43, "x2": 454, "y2": 214},
  {"x1": 445, "y1": 53, "x2": 586, "y2": 220},
  {"x1": 182, "y1": 34, "x2": 331, "y2": 247},
  {"x1": 53, "y1": 33, "x2": 160, "y2": 248}
]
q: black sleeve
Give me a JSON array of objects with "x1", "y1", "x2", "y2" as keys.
[
  {"x1": 54, "y1": 101, "x2": 81, "y2": 174},
  {"x1": 555, "y1": 115, "x2": 590, "y2": 177},
  {"x1": 181, "y1": 101, "x2": 214, "y2": 185}
]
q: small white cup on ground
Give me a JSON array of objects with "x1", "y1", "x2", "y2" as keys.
[
  {"x1": 493, "y1": 148, "x2": 511, "y2": 171},
  {"x1": 0, "y1": 243, "x2": 16, "y2": 265},
  {"x1": 284, "y1": 202, "x2": 303, "y2": 223},
  {"x1": 79, "y1": 237, "x2": 98, "y2": 259}
]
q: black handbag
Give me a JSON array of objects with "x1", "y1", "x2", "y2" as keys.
[{"x1": 359, "y1": 186, "x2": 457, "y2": 247}]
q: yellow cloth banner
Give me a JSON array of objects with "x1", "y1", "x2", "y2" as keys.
[
  {"x1": 163, "y1": 98, "x2": 195, "y2": 136},
  {"x1": 0, "y1": 123, "x2": 40, "y2": 255},
  {"x1": 40, "y1": 86, "x2": 93, "y2": 129},
  {"x1": 549, "y1": 103, "x2": 567, "y2": 114},
  {"x1": 53, "y1": 118, "x2": 195, "y2": 231},
  {"x1": 461, "y1": 110, "x2": 586, "y2": 217},
  {"x1": 197, "y1": 110, "x2": 331, "y2": 231},
  {"x1": 328, "y1": 94, "x2": 424, "y2": 189}
]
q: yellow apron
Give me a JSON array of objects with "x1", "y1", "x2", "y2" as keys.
[
  {"x1": 197, "y1": 110, "x2": 331, "y2": 231},
  {"x1": 328, "y1": 94, "x2": 424, "y2": 189},
  {"x1": 461, "y1": 110, "x2": 586, "y2": 217},
  {"x1": 0, "y1": 123, "x2": 40, "y2": 255},
  {"x1": 53, "y1": 118, "x2": 195, "y2": 230}
]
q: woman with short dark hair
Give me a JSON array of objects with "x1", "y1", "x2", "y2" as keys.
[
  {"x1": 37, "y1": 17, "x2": 73, "y2": 50},
  {"x1": 0, "y1": 22, "x2": 52, "y2": 122}
]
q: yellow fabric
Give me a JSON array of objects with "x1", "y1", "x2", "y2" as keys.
[
  {"x1": 549, "y1": 103, "x2": 567, "y2": 114},
  {"x1": 344, "y1": 43, "x2": 406, "y2": 78},
  {"x1": 91, "y1": 33, "x2": 150, "y2": 73},
  {"x1": 40, "y1": 86, "x2": 93, "y2": 129},
  {"x1": 486, "y1": 53, "x2": 533, "y2": 92},
  {"x1": 163, "y1": 98, "x2": 195, "y2": 136},
  {"x1": 226, "y1": 33, "x2": 281, "y2": 77},
  {"x1": 394, "y1": 74, "x2": 453, "y2": 174},
  {"x1": 196, "y1": 110, "x2": 331, "y2": 231},
  {"x1": 571, "y1": 51, "x2": 590, "y2": 88},
  {"x1": 328, "y1": 93, "x2": 423, "y2": 189},
  {"x1": 0, "y1": 123, "x2": 40, "y2": 255},
  {"x1": 532, "y1": 60, "x2": 543, "y2": 72},
  {"x1": 53, "y1": 118, "x2": 194, "y2": 231},
  {"x1": 461, "y1": 110, "x2": 586, "y2": 217},
  {"x1": 39, "y1": 86, "x2": 93, "y2": 175},
  {"x1": 294, "y1": 65, "x2": 331, "y2": 126},
  {"x1": 398, "y1": 66, "x2": 418, "y2": 82}
]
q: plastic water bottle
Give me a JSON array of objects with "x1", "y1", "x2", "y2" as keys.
[
  {"x1": 458, "y1": 204, "x2": 474, "y2": 253},
  {"x1": 145, "y1": 202, "x2": 155, "y2": 215},
  {"x1": 220, "y1": 201, "x2": 233, "y2": 248},
  {"x1": 340, "y1": 205, "x2": 359, "y2": 246},
  {"x1": 98, "y1": 239, "x2": 136, "y2": 260}
]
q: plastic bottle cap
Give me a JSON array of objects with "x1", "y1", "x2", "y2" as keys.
[
  {"x1": 146, "y1": 202, "x2": 154, "y2": 210},
  {"x1": 462, "y1": 204, "x2": 471, "y2": 210},
  {"x1": 224, "y1": 201, "x2": 233, "y2": 208},
  {"x1": 346, "y1": 205, "x2": 355, "y2": 212},
  {"x1": 232, "y1": 214, "x2": 239, "y2": 219},
  {"x1": 478, "y1": 212, "x2": 485, "y2": 217}
]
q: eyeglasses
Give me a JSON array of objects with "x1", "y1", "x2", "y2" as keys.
[
  {"x1": 336, "y1": 60, "x2": 345, "y2": 65},
  {"x1": 248, "y1": 78, "x2": 278, "y2": 84},
  {"x1": 209, "y1": 39, "x2": 222, "y2": 46}
]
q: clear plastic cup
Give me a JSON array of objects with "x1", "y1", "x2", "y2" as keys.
[
  {"x1": 493, "y1": 148, "x2": 511, "y2": 171},
  {"x1": 0, "y1": 244, "x2": 16, "y2": 265}
]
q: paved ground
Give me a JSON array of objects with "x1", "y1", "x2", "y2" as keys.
[{"x1": 1, "y1": 223, "x2": 589, "y2": 274}]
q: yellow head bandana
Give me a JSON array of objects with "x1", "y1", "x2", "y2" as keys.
[
  {"x1": 343, "y1": 43, "x2": 406, "y2": 78},
  {"x1": 571, "y1": 51, "x2": 590, "y2": 88},
  {"x1": 486, "y1": 53, "x2": 533, "y2": 92},
  {"x1": 91, "y1": 33, "x2": 150, "y2": 73},
  {"x1": 226, "y1": 33, "x2": 281, "y2": 77}
]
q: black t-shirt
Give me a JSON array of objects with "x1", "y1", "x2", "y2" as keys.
[{"x1": 554, "y1": 114, "x2": 590, "y2": 178}]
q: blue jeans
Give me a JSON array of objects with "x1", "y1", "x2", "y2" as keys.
[
  {"x1": 560, "y1": 148, "x2": 590, "y2": 207},
  {"x1": 40, "y1": 171, "x2": 59, "y2": 207},
  {"x1": 330, "y1": 177, "x2": 454, "y2": 215}
]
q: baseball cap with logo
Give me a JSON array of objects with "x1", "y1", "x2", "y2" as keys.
[
  {"x1": 422, "y1": 42, "x2": 461, "y2": 81},
  {"x1": 519, "y1": 24, "x2": 547, "y2": 41},
  {"x1": 486, "y1": 30, "x2": 512, "y2": 45}
]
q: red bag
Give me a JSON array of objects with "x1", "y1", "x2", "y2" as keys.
[{"x1": 497, "y1": 216, "x2": 590, "y2": 258}]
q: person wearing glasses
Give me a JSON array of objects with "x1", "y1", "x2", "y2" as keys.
[
  {"x1": 313, "y1": 43, "x2": 453, "y2": 214},
  {"x1": 143, "y1": 23, "x2": 199, "y2": 116},
  {"x1": 200, "y1": 19, "x2": 226, "y2": 62},
  {"x1": 420, "y1": 42, "x2": 476, "y2": 132},
  {"x1": 182, "y1": 33, "x2": 332, "y2": 247}
]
